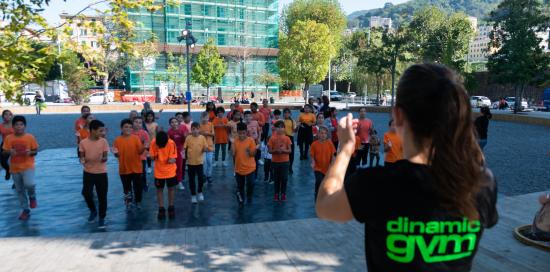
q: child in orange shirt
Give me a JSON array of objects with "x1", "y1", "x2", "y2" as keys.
[
  {"x1": 132, "y1": 117, "x2": 150, "y2": 192},
  {"x1": 199, "y1": 111, "x2": 215, "y2": 183},
  {"x1": 76, "y1": 113, "x2": 95, "y2": 146},
  {"x1": 213, "y1": 107, "x2": 229, "y2": 167},
  {"x1": 384, "y1": 119, "x2": 403, "y2": 166},
  {"x1": 113, "y1": 119, "x2": 145, "y2": 210},
  {"x1": 0, "y1": 110, "x2": 14, "y2": 181},
  {"x1": 310, "y1": 126, "x2": 336, "y2": 201},
  {"x1": 150, "y1": 130, "x2": 178, "y2": 220},
  {"x1": 184, "y1": 122, "x2": 209, "y2": 204},
  {"x1": 2, "y1": 116, "x2": 39, "y2": 221},
  {"x1": 232, "y1": 122, "x2": 257, "y2": 205},
  {"x1": 297, "y1": 104, "x2": 316, "y2": 160},
  {"x1": 79, "y1": 120, "x2": 109, "y2": 228},
  {"x1": 268, "y1": 121, "x2": 292, "y2": 202}
]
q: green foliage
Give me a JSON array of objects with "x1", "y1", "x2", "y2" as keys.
[
  {"x1": 488, "y1": 0, "x2": 550, "y2": 86},
  {"x1": 278, "y1": 20, "x2": 336, "y2": 92},
  {"x1": 58, "y1": 49, "x2": 95, "y2": 105},
  {"x1": 155, "y1": 52, "x2": 187, "y2": 95},
  {"x1": 409, "y1": 6, "x2": 475, "y2": 73},
  {"x1": 282, "y1": 0, "x2": 347, "y2": 49},
  {"x1": 256, "y1": 71, "x2": 280, "y2": 98},
  {"x1": 131, "y1": 37, "x2": 159, "y2": 92},
  {"x1": 191, "y1": 38, "x2": 226, "y2": 97},
  {"x1": 351, "y1": 0, "x2": 502, "y2": 27}
]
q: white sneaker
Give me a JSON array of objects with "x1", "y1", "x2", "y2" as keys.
[
  {"x1": 191, "y1": 195, "x2": 197, "y2": 204},
  {"x1": 213, "y1": 162, "x2": 218, "y2": 167},
  {"x1": 198, "y1": 193, "x2": 204, "y2": 202},
  {"x1": 177, "y1": 183, "x2": 185, "y2": 190},
  {"x1": 258, "y1": 159, "x2": 264, "y2": 166},
  {"x1": 222, "y1": 161, "x2": 228, "y2": 167},
  {"x1": 147, "y1": 167, "x2": 152, "y2": 174}
]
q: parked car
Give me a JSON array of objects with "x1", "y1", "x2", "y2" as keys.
[
  {"x1": 347, "y1": 92, "x2": 357, "y2": 98},
  {"x1": 505, "y1": 97, "x2": 528, "y2": 111},
  {"x1": 87, "y1": 92, "x2": 113, "y2": 104},
  {"x1": 470, "y1": 96, "x2": 491, "y2": 108},
  {"x1": 329, "y1": 91, "x2": 344, "y2": 101}
]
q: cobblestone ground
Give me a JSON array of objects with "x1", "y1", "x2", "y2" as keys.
[{"x1": 0, "y1": 110, "x2": 547, "y2": 237}]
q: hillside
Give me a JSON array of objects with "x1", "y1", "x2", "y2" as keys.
[{"x1": 349, "y1": 0, "x2": 502, "y2": 27}]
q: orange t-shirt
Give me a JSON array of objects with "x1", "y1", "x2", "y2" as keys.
[
  {"x1": 236, "y1": 106, "x2": 244, "y2": 113},
  {"x1": 207, "y1": 111, "x2": 216, "y2": 122},
  {"x1": 356, "y1": 118, "x2": 373, "y2": 144},
  {"x1": 0, "y1": 123, "x2": 14, "y2": 142},
  {"x1": 183, "y1": 135, "x2": 208, "y2": 165},
  {"x1": 299, "y1": 112, "x2": 316, "y2": 126},
  {"x1": 113, "y1": 135, "x2": 144, "y2": 175},
  {"x1": 76, "y1": 128, "x2": 90, "y2": 141},
  {"x1": 384, "y1": 131, "x2": 403, "y2": 163},
  {"x1": 232, "y1": 137, "x2": 257, "y2": 175},
  {"x1": 251, "y1": 111, "x2": 266, "y2": 127},
  {"x1": 268, "y1": 133, "x2": 292, "y2": 163},
  {"x1": 199, "y1": 122, "x2": 215, "y2": 151},
  {"x1": 310, "y1": 140, "x2": 336, "y2": 174},
  {"x1": 228, "y1": 120, "x2": 239, "y2": 143},
  {"x1": 213, "y1": 117, "x2": 229, "y2": 144},
  {"x1": 2, "y1": 133, "x2": 39, "y2": 173},
  {"x1": 149, "y1": 138, "x2": 177, "y2": 179},
  {"x1": 79, "y1": 137, "x2": 109, "y2": 174},
  {"x1": 353, "y1": 136, "x2": 361, "y2": 157},
  {"x1": 132, "y1": 129, "x2": 150, "y2": 161},
  {"x1": 74, "y1": 118, "x2": 87, "y2": 132}
]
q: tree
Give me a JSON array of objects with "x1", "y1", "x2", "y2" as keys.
[
  {"x1": 58, "y1": 50, "x2": 95, "y2": 104},
  {"x1": 488, "y1": 0, "x2": 550, "y2": 113},
  {"x1": 278, "y1": 20, "x2": 336, "y2": 100},
  {"x1": 331, "y1": 37, "x2": 355, "y2": 93},
  {"x1": 155, "y1": 52, "x2": 187, "y2": 95},
  {"x1": 355, "y1": 29, "x2": 389, "y2": 105},
  {"x1": 409, "y1": 6, "x2": 475, "y2": 73},
  {"x1": 382, "y1": 26, "x2": 412, "y2": 106},
  {"x1": 256, "y1": 71, "x2": 280, "y2": 100},
  {"x1": 131, "y1": 37, "x2": 159, "y2": 97},
  {"x1": 191, "y1": 38, "x2": 226, "y2": 99},
  {"x1": 62, "y1": 1, "x2": 160, "y2": 103}
]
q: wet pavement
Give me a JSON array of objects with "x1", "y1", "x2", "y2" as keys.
[{"x1": 0, "y1": 111, "x2": 548, "y2": 237}]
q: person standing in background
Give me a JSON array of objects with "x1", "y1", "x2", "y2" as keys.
[{"x1": 475, "y1": 106, "x2": 492, "y2": 150}]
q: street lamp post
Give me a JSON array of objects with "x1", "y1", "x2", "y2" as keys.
[{"x1": 178, "y1": 26, "x2": 197, "y2": 113}]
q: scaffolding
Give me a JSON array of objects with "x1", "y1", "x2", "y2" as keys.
[{"x1": 126, "y1": 0, "x2": 279, "y2": 100}]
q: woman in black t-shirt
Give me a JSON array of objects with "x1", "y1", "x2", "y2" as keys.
[
  {"x1": 316, "y1": 64, "x2": 498, "y2": 272},
  {"x1": 474, "y1": 106, "x2": 492, "y2": 150}
]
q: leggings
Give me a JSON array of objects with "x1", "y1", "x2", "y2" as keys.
[
  {"x1": 120, "y1": 173, "x2": 142, "y2": 203},
  {"x1": 357, "y1": 143, "x2": 370, "y2": 166},
  {"x1": 235, "y1": 173, "x2": 254, "y2": 201},
  {"x1": 297, "y1": 125, "x2": 313, "y2": 158},
  {"x1": 187, "y1": 164, "x2": 205, "y2": 195},
  {"x1": 369, "y1": 153, "x2": 380, "y2": 168},
  {"x1": 272, "y1": 162, "x2": 289, "y2": 195},
  {"x1": 0, "y1": 143, "x2": 9, "y2": 175},
  {"x1": 141, "y1": 160, "x2": 147, "y2": 187},
  {"x1": 82, "y1": 172, "x2": 108, "y2": 219},
  {"x1": 215, "y1": 143, "x2": 227, "y2": 161},
  {"x1": 288, "y1": 136, "x2": 295, "y2": 172},
  {"x1": 147, "y1": 157, "x2": 152, "y2": 168}
]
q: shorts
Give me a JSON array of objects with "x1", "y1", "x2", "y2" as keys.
[{"x1": 155, "y1": 176, "x2": 178, "y2": 189}]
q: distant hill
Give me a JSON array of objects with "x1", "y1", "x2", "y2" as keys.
[{"x1": 349, "y1": 0, "x2": 503, "y2": 28}]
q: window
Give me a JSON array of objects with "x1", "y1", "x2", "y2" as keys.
[
  {"x1": 218, "y1": 34, "x2": 226, "y2": 45},
  {"x1": 217, "y1": 7, "x2": 225, "y2": 17},
  {"x1": 80, "y1": 29, "x2": 87, "y2": 36},
  {"x1": 184, "y1": 4, "x2": 191, "y2": 15}
]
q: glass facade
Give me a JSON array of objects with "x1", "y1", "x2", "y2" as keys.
[{"x1": 126, "y1": 0, "x2": 279, "y2": 99}]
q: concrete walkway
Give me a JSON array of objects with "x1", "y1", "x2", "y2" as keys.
[{"x1": 0, "y1": 192, "x2": 547, "y2": 271}]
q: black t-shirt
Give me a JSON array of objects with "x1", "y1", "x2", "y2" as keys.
[
  {"x1": 345, "y1": 160, "x2": 498, "y2": 272},
  {"x1": 474, "y1": 116, "x2": 489, "y2": 140}
]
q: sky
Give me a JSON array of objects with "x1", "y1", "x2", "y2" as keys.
[{"x1": 42, "y1": 0, "x2": 410, "y2": 25}]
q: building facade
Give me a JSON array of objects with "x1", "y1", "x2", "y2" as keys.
[
  {"x1": 369, "y1": 16, "x2": 392, "y2": 29},
  {"x1": 59, "y1": 13, "x2": 102, "y2": 50},
  {"x1": 127, "y1": 0, "x2": 279, "y2": 100}
]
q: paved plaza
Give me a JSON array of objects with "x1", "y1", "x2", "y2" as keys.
[{"x1": 0, "y1": 111, "x2": 548, "y2": 237}]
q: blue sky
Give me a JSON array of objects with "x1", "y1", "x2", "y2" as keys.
[{"x1": 42, "y1": 0, "x2": 410, "y2": 25}]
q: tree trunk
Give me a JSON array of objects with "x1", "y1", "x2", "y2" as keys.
[
  {"x1": 304, "y1": 81, "x2": 310, "y2": 103},
  {"x1": 206, "y1": 86, "x2": 210, "y2": 101},
  {"x1": 390, "y1": 55, "x2": 397, "y2": 107},
  {"x1": 347, "y1": 81, "x2": 351, "y2": 93},
  {"x1": 376, "y1": 78, "x2": 381, "y2": 106},
  {"x1": 265, "y1": 85, "x2": 269, "y2": 100},
  {"x1": 334, "y1": 80, "x2": 337, "y2": 92},
  {"x1": 103, "y1": 75, "x2": 109, "y2": 104}
]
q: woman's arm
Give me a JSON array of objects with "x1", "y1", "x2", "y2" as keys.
[{"x1": 316, "y1": 114, "x2": 355, "y2": 223}]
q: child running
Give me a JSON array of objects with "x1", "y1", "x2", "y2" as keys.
[
  {"x1": 383, "y1": 119, "x2": 403, "y2": 166},
  {"x1": 282, "y1": 108, "x2": 296, "y2": 175},
  {"x1": 150, "y1": 131, "x2": 178, "y2": 220},
  {"x1": 0, "y1": 110, "x2": 14, "y2": 181},
  {"x1": 183, "y1": 122, "x2": 208, "y2": 204},
  {"x1": 213, "y1": 107, "x2": 229, "y2": 167},
  {"x1": 144, "y1": 110, "x2": 159, "y2": 174},
  {"x1": 310, "y1": 126, "x2": 335, "y2": 201},
  {"x1": 199, "y1": 112, "x2": 215, "y2": 183},
  {"x1": 232, "y1": 122, "x2": 257, "y2": 205},
  {"x1": 297, "y1": 105, "x2": 316, "y2": 160},
  {"x1": 132, "y1": 117, "x2": 150, "y2": 192},
  {"x1": 181, "y1": 112, "x2": 192, "y2": 133},
  {"x1": 78, "y1": 120, "x2": 109, "y2": 228},
  {"x1": 268, "y1": 121, "x2": 292, "y2": 202},
  {"x1": 113, "y1": 119, "x2": 145, "y2": 211},
  {"x1": 168, "y1": 117, "x2": 188, "y2": 190},
  {"x1": 369, "y1": 129, "x2": 381, "y2": 167},
  {"x1": 3, "y1": 116, "x2": 39, "y2": 221},
  {"x1": 260, "y1": 136, "x2": 273, "y2": 183}
]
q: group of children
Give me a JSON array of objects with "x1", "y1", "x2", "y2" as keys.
[{"x1": 0, "y1": 102, "x2": 403, "y2": 229}]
